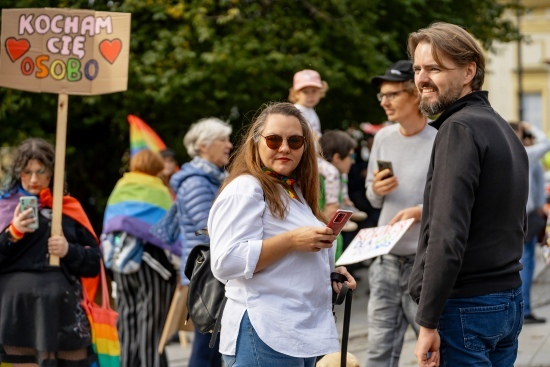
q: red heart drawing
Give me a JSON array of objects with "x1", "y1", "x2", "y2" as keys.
[
  {"x1": 5, "y1": 38, "x2": 30, "y2": 62},
  {"x1": 99, "y1": 39, "x2": 122, "y2": 64}
]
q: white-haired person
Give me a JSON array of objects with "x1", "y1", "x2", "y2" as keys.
[{"x1": 170, "y1": 117, "x2": 233, "y2": 367}]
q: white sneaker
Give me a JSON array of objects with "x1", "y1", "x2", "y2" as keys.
[
  {"x1": 342, "y1": 220, "x2": 358, "y2": 232},
  {"x1": 341, "y1": 204, "x2": 368, "y2": 222},
  {"x1": 350, "y1": 210, "x2": 367, "y2": 222}
]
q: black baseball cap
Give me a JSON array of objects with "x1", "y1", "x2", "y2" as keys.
[{"x1": 371, "y1": 60, "x2": 414, "y2": 85}]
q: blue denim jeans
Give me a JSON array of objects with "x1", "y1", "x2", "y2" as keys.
[
  {"x1": 222, "y1": 312, "x2": 317, "y2": 367},
  {"x1": 438, "y1": 287, "x2": 523, "y2": 367},
  {"x1": 520, "y1": 236, "x2": 537, "y2": 316},
  {"x1": 366, "y1": 254, "x2": 419, "y2": 367},
  {"x1": 188, "y1": 327, "x2": 222, "y2": 367}
]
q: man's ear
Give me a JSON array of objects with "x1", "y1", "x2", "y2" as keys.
[
  {"x1": 332, "y1": 152, "x2": 341, "y2": 163},
  {"x1": 463, "y1": 61, "x2": 476, "y2": 86}
]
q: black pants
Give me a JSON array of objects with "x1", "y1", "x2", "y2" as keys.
[{"x1": 113, "y1": 251, "x2": 177, "y2": 367}]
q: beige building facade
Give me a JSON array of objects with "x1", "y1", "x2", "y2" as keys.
[{"x1": 485, "y1": 0, "x2": 550, "y2": 130}]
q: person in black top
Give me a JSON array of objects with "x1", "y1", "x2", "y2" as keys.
[
  {"x1": 0, "y1": 138, "x2": 101, "y2": 367},
  {"x1": 408, "y1": 23, "x2": 528, "y2": 367}
]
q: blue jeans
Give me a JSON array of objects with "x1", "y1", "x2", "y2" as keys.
[
  {"x1": 366, "y1": 254, "x2": 419, "y2": 367},
  {"x1": 188, "y1": 327, "x2": 222, "y2": 367},
  {"x1": 222, "y1": 312, "x2": 316, "y2": 367},
  {"x1": 438, "y1": 287, "x2": 523, "y2": 367},
  {"x1": 520, "y1": 236, "x2": 537, "y2": 316}
]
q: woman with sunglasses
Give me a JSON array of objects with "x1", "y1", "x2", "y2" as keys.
[{"x1": 208, "y1": 102, "x2": 356, "y2": 367}]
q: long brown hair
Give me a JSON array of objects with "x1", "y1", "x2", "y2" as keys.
[{"x1": 220, "y1": 102, "x2": 323, "y2": 221}]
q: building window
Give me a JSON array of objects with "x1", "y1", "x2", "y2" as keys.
[{"x1": 522, "y1": 92, "x2": 543, "y2": 129}]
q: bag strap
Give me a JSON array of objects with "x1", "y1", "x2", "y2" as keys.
[
  {"x1": 209, "y1": 296, "x2": 228, "y2": 349},
  {"x1": 331, "y1": 272, "x2": 353, "y2": 367},
  {"x1": 82, "y1": 259, "x2": 111, "y2": 311},
  {"x1": 99, "y1": 259, "x2": 111, "y2": 311}
]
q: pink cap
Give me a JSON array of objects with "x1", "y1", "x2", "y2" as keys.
[{"x1": 293, "y1": 69, "x2": 323, "y2": 91}]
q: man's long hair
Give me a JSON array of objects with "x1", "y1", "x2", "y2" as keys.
[{"x1": 408, "y1": 22, "x2": 485, "y2": 91}]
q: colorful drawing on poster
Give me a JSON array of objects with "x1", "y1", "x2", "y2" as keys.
[{"x1": 335, "y1": 218, "x2": 415, "y2": 266}]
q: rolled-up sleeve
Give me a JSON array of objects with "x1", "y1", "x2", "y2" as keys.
[{"x1": 208, "y1": 182, "x2": 265, "y2": 281}]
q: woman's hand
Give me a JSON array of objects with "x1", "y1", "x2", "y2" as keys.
[
  {"x1": 332, "y1": 266, "x2": 357, "y2": 293},
  {"x1": 48, "y1": 235, "x2": 69, "y2": 258},
  {"x1": 256, "y1": 226, "x2": 336, "y2": 273},
  {"x1": 288, "y1": 226, "x2": 336, "y2": 253},
  {"x1": 12, "y1": 203, "x2": 37, "y2": 233}
]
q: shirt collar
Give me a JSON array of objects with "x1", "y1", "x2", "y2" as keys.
[{"x1": 429, "y1": 91, "x2": 490, "y2": 131}]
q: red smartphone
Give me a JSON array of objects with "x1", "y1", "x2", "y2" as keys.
[{"x1": 326, "y1": 209, "x2": 353, "y2": 236}]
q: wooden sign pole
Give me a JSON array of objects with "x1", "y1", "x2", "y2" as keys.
[{"x1": 49, "y1": 93, "x2": 68, "y2": 266}]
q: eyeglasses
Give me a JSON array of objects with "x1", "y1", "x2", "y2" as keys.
[
  {"x1": 350, "y1": 153, "x2": 356, "y2": 161},
  {"x1": 376, "y1": 90, "x2": 406, "y2": 102},
  {"x1": 20, "y1": 169, "x2": 48, "y2": 178},
  {"x1": 261, "y1": 135, "x2": 305, "y2": 150}
]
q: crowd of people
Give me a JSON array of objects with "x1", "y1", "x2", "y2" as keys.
[{"x1": 1, "y1": 21, "x2": 549, "y2": 367}]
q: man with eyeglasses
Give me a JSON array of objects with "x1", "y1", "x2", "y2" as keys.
[{"x1": 363, "y1": 60, "x2": 437, "y2": 367}]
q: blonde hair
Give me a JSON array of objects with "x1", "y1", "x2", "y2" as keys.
[
  {"x1": 130, "y1": 150, "x2": 164, "y2": 176},
  {"x1": 288, "y1": 81, "x2": 330, "y2": 104},
  {"x1": 408, "y1": 22, "x2": 485, "y2": 91},
  {"x1": 220, "y1": 102, "x2": 323, "y2": 221}
]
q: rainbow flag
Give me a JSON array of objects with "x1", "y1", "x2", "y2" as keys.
[
  {"x1": 128, "y1": 114, "x2": 167, "y2": 156},
  {"x1": 102, "y1": 172, "x2": 180, "y2": 256}
]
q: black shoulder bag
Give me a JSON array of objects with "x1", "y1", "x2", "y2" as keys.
[{"x1": 184, "y1": 231, "x2": 227, "y2": 349}]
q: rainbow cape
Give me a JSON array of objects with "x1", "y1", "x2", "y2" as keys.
[
  {"x1": 128, "y1": 114, "x2": 167, "y2": 156},
  {"x1": 0, "y1": 188, "x2": 101, "y2": 302},
  {"x1": 102, "y1": 172, "x2": 180, "y2": 256}
]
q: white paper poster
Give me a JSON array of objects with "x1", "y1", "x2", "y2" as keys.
[{"x1": 335, "y1": 218, "x2": 415, "y2": 266}]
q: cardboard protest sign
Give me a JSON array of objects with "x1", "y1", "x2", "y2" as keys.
[
  {"x1": 335, "y1": 218, "x2": 415, "y2": 266},
  {"x1": 0, "y1": 8, "x2": 130, "y2": 95}
]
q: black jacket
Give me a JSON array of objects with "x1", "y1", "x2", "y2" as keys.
[
  {"x1": 408, "y1": 91, "x2": 528, "y2": 329},
  {"x1": 0, "y1": 210, "x2": 100, "y2": 279}
]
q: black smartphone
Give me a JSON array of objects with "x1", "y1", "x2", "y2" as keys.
[{"x1": 377, "y1": 160, "x2": 394, "y2": 177}]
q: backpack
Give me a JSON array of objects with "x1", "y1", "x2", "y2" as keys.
[
  {"x1": 184, "y1": 242, "x2": 227, "y2": 348},
  {"x1": 101, "y1": 232, "x2": 144, "y2": 274}
]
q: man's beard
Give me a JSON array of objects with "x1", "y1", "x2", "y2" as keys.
[{"x1": 418, "y1": 81, "x2": 462, "y2": 116}]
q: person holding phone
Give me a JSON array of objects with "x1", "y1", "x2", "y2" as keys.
[
  {"x1": 208, "y1": 102, "x2": 356, "y2": 367},
  {"x1": 0, "y1": 138, "x2": 101, "y2": 366},
  {"x1": 364, "y1": 60, "x2": 437, "y2": 367}
]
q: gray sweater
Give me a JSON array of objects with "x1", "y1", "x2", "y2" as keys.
[{"x1": 366, "y1": 122, "x2": 437, "y2": 255}]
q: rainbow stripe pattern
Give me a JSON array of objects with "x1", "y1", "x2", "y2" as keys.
[
  {"x1": 85, "y1": 307, "x2": 120, "y2": 367},
  {"x1": 128, "y1": 114, "x2": 167, "y2": 156},
  {"x1": 102, "y1": 172, "x2": 180, "y2": 256},
  {"x1": 80, "y1": 263, "x2": 120, "y2": 367}
]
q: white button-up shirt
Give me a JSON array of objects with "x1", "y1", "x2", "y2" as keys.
[{"x1": 208, "y1": 175, "x2": 339, "y2": 357}]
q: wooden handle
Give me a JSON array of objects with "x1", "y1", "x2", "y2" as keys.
[{"x1": 50, "y1": 93, "x2": 68, "y2": 266}]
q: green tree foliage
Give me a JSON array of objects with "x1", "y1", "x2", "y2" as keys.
[{"x1": 0, "y1": 0, "x2": 519, "y2": 230}]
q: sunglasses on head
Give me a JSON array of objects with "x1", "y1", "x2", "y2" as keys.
[{"x1": 261, "y1": 135, "x2": 305, "y2": 150}]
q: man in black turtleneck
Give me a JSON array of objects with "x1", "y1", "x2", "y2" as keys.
[{"x1": 407, "y1": 22, "x2": 529, "y2": 367}]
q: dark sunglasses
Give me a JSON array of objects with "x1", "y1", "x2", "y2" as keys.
[{"x1": 261, "y1": 135, "x2": 305, "y2": 150}]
